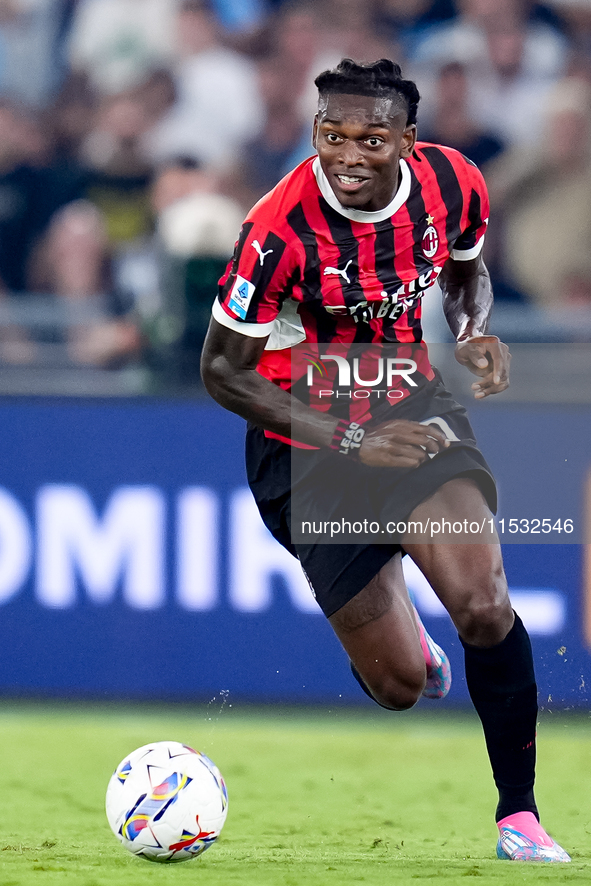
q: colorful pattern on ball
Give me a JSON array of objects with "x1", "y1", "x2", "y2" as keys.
[
  {"x1": 120, "y1": 771, "x2": 192, "y2": 841},
  {"x1": 115, "y1": 760, "x2": 132, "y2": 784}
]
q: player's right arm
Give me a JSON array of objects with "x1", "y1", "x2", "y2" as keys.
[
  {"x1": 201, "y1": 318, "x2": 447, "y2": 468},
  {"x1": 201, "y1": 317, "x2": 336, "y2": 447}
]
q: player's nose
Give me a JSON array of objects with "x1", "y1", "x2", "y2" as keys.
[{"x1": 339, "y1": 139, "x2": 365, "y2": 166}]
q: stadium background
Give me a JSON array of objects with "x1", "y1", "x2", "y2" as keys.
[{"x1": 0, "y1": 0, "x2": 590, "y2": 710}]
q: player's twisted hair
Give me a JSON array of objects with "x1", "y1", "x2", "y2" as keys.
[{"x1": 314, "y1": 58, "x2": 420, "y2": 125}]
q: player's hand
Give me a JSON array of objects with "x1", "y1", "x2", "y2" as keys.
[
  {"x1": 455, "y1": 335, "x2": 510, "y2": 399},
  {"x1": 359, "y1": 419, "x2": 449, "y2": 468}
]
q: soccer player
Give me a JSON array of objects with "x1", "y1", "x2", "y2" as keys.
[{"x1": 201, "y1": 58, "x2": 569, "y2": 862}]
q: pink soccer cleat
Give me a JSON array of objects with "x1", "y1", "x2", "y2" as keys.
[
  {"x1": 496, "y1": 812, "x2": 571, "y2": 862},
  {"x1": 413, "y1": 606, "x2": 452, "y2": 699}
]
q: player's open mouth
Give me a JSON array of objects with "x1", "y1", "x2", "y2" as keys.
[{"x1": 335, "y1": 174, "x2": 368, "y2": 192}]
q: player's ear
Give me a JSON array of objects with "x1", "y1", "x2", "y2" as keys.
[
  {"x1": 400, "y1": 124, "x2": 417, "y2": 159},
  {"x1": 312, "y1": 115, "x2": 319, "y2": 150}
]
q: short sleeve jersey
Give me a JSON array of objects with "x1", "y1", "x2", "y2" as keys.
[{"x1": 214, "y1": 144, "x2": 489, "y2": 397}]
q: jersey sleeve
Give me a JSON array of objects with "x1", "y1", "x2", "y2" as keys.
[
  {"x1": 213, "y1": 219, "x2": 299, "y2": 338},
  {"x1": 449, "y1": 161, "x2": 490, "y2": 262}
]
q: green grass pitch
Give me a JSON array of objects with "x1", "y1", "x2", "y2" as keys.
[{"x1": 0, "y1": 701, "x2": 590, "y2": 885}]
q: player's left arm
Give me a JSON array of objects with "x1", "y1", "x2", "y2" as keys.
[{"x1": 440, "y1": 253, "x2": 510, "y2": 399}]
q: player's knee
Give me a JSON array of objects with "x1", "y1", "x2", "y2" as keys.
[
  {"x1": 457, "y1": 585, "x2": 513, "y2": 646},
  {"x1": 370, "y1": 670, "x2": 425, "y2": 711}
]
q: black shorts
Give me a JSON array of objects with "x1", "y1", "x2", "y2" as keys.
[{"x1": 246, "y1": 375, "x2": 497, "y2": 618}]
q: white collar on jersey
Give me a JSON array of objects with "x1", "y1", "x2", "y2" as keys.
[{"x1": 312, "y1": 155, "x2": 411, "y2": 223}]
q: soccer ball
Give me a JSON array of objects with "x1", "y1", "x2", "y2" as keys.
[{"x1": 105, "y1": 740, "x2": 228, "y2": 863}]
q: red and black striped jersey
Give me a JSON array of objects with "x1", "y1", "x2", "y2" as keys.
[{"x1": 213, "y1": 143, "x2": 489, "y2": 440}]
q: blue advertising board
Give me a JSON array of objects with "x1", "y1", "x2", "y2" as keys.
[{"x1": 0, "y1": 398, "x2": 588, "y2": 707}]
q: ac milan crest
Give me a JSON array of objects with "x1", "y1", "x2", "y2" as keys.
[{"x1": 422, "y1": 224, "x2": 439, "y2": 259}]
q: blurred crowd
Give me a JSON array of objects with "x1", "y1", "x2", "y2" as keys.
[{"x1": 2, "y1": 0, "x2": 591, "y2": 381}]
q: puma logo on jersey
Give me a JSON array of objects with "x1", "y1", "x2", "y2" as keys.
[
  {"x1": 324, "y1": 259, "x2": 353, "y2": 284},
  {"x1": 252, "y1": 239, "x2": 273, "y2": 266}
]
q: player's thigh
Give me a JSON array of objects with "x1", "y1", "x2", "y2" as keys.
[
  {"x1": 402, "y1": 475, "x2": 498, "y2": 545},
  {"x1": 328, "y1": 552, "x2": 425, "y2": 701},
  {"x1": 402, "y1": 477, "x2": 513, "y2": 644}
]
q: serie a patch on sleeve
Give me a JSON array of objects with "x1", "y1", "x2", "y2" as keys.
[{"x1": 228, "y1": 275, "x2": 256, "y2": 320}]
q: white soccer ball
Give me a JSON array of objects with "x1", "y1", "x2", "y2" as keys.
[{"x1": 105, "y1": 740, "x2": 228, "y2": 863}]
